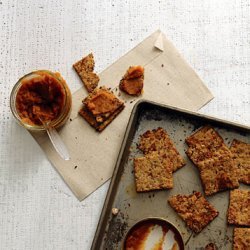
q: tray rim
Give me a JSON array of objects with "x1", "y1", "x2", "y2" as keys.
[{"x1": 91, "y1": 99, "x2": 250, "y2": 250}]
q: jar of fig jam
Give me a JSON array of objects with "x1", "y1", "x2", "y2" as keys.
[{"x1": 10, "y1": 70, "x2": 72, "y2": 131}]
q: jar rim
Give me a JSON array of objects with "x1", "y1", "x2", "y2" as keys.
[{"x1": 10, "y1": 70, "x2": 71, "y2": 131}]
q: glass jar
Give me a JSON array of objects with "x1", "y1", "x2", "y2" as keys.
[{"x1": 10, "y1": 70, "x2": 72, "y2": 131}]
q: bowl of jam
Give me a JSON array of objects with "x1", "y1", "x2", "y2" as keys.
[
  {"x1": 10, "y1": 70, "x2": 72, "y2": 131},
  {"x1": 123, "y1": 217, "x2": 184, "y2": 250}
]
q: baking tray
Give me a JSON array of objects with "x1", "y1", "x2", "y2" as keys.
[{"x1": 91, "y1": 100, "x2": 250, "y2": 250}]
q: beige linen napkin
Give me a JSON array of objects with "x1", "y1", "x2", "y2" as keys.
[{"x1": 31, "y1": 30, "x2": 213, "y2": 201}]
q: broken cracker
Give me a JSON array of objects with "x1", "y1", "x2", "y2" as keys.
[
  {"x1": 79, "y1": 87, "x2": 124, "y2": 132},
  {"x1": 73, "y1": 53, "x2": 100, "y2": 92},
  {"x1": 134, "y1": 151, "x2": 173, "y2": 192},
  {"x1": 79, "y1": 104, "x2": 124, "y2": 132},
  {"x1": 230, "y1": 139, "x2": 250, "y2": 185},
  {"x1": 138, "y1": 127, "x2": 185, "y2": 172},
  {"x1": 168, "y1": 191, "x2": 219, "y2": 233},
  {"x1": 233, "y1": 228, "x2": 250, "y2": 250},
  {"x1": 119, "y1": 65, "x2": 144, "y2": 96},
  {"x1": 227, "y1": 189, "x2": 250, "y2": 226}
]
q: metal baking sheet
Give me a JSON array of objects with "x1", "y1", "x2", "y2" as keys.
[{"x1": 91, "y1": 100, "x2": 250, "y2": 250}]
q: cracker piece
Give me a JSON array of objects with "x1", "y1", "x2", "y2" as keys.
[
  {"x1": 233, "y1": 228, "x2": 250, "y2": 250},
  {"x1": 168, "y1": 191, "x2": 219, "y2": 233},
  {"x1": 228, "y1": 189, "x2": 250, "y2": 226},
  {"x1": 198, "y1": 152, "x2": 239, "y2": 196},
  {"x1": 79, "y1": 87, "x2": 124, "y2": 131},
  {"x1": 79, "y1": 104, "x2": 124, "y2": 132},
  {"x1": 185, "y1": 126, "x2": 224, "y2": 148},
  {"x1": 230, "y1": 139, "x2": 250, "y2": 185},
  {"x1": 119, "y1": 66, "x2": 144, "y2": 96},
  {"x1": 138, "y1": 128, "x2": 185, "y2": 172},
  {"x1": 134, "y1": 152, "x2": 173, "y2": 192},
  {"x1": 73, "y1": 53, "x2": 100, "y2": 92}
]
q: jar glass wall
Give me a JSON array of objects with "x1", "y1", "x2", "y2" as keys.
[{"x1": 10, "y1": 70, "x2": 72, "y2": 131}]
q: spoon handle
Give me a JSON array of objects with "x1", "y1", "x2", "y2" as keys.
[{"x1": 46, "y1": 126, "x2": 70, "y2": 160}]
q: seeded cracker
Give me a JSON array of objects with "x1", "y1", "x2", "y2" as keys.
[
  {"x1": 134, "y1": 151, "x2": 173, "y2": 192},
  {"x1": 185, "y1": 126, "x2": 224, "y2": 148},
  {"x1": 197, "y1": 151, "x2": 239, "y2": 196},
  {"x1": 227, "y1": 189, "x2": 250, "y2": 226},
  {"x1": 230, "y1": 139, "x2": 250, "y2": 185},
  {"x1": 185, "y1": 126, "x2": 239, "y2": 195},
  {"x1": 186, "y1": 144, "x2": 230, "y2": 166},
  {"x1": 79, "y1": 87, "x2": 124, "y2": 132},
  {"x1": 73, "y1": 53, "x2": 100, "y2": 92},
  {"x1": 168, "y1": 191, "x2": 219, "y2": 233},
  {"x1": 233, "y1": 228, "x2": 250, "y2": 250},
  {"x1": 138, "y1": 128, "x2": 185, "y2": 172}
]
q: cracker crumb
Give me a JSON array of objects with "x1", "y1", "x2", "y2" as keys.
[{"x1": 112, "y1": 207, "x2": 119, "y2": 215}]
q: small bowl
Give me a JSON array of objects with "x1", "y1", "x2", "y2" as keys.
[{"x1": 122, "y1": 217, "x2": 184, "y2": 250}]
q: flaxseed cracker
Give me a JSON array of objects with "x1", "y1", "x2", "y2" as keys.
[
  {"x1": 185, "y1": 126, "x2": 224, "y2": 148},
  {"x1": 134, "y1": 151, "x2": 173, "y2": 192},
  {"x1": 79, "y1": 87, "x2": 124, "y2": 132},
  {"x1": 230, "y1": 139, "x2": 250, "y2": 185},
  {"x1": 233, "y1": 228, "x2": 250, "y2": 250},
  {"x1": 198, "y1": 152, "x2": 239, "y2": 196},
  {"x1": 228, "y1": 189, "x2": 250, "y2": 226},
  {"x1": 186, "y1": 144, "x2": 232, "y2": 167},
  {"x1": 73, "y1": 53, "x2": 100, "y2": 92},
  {"x1": 168, "y1": 191, "x2": 219, "y2": 233},
  {"x1": 138, "y1": 128, "x2": 185, "y2": 172}
]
